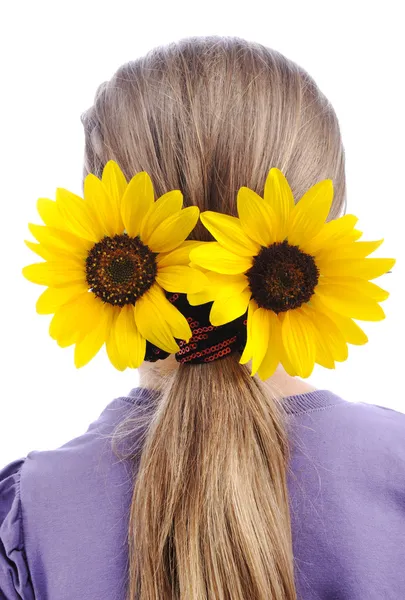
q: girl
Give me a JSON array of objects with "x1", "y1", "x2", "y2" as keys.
[{"x1": 1, "y1": 35, "x2": 402, "y2": 599}]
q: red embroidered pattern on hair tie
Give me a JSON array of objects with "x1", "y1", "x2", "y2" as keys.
[{"x1": 144, "y1": 292, "x2": 247, "y2": 365}]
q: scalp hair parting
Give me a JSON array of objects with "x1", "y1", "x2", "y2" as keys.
[{"x1": 82, "y1": 35, "x2": 346, "y2": 599}]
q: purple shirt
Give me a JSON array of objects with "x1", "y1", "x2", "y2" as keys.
[{"x1": 1, "y1": 387, "x2": 405, "y2": 599}]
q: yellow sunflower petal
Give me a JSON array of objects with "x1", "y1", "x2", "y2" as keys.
[
  {"x1": 237, "y1": 186, "x2": 277, "y2": 246},
  {"x1": 156, "y1": 265, "x2": 208, "y2": 294},
  {"x1": 317, "y1": 277, "x2": 389, "y2": 302},
  {"x1": 22, "y1": 261, "x2": 86, "y2": 287},
  {"x1": 279, "y1": 351, "x2": 298, "y2": 377},
  {"x1": 301, "y1": 214, "x2": 359, "y2": 255},
  {"x1": 114, "y1": 305, "x2": 146, "y2": 369},
  {"x1": 270, "y1": 322, "x2": 298, "y2": 377},
  {"x1": 139, "y1": 190, "x2": 183, "y2": 244},
  {"x1": 106, "y1": 308, "x2": 127, "y2": 371},
  {"x1": 37, "y1": 198, "x2": 66, "y2": 229},
  {"x1": 147, "y1": 206, "x2": 200, "y2": 253},
  {"x1": 250, "y1": 308, "x2": 272, "y2": 376},
  {"x1": 329, "y1": 314, "x2": 368, "y2": 346},
  {"x1": 147, "y1": 284, "x2": 192, "y2": 341},
  {"x1": 134, "y1": 288, "x2": 179, "y2": 353},
  {"x1": 321, "y1": 257, "x2": 395, "y2": 280},
  {"x1": 49, "y1": 292, "x2": 101, "y2": 348},
  {"x1": 67, "y1": 293, "x2": 105, "y2": 341},
  {"x1": 214, "y1": 275, "x2": 250, "y2": 301},
  {"x1": 74, "y1": 303, "x2": 113, "y2": 368},
  {"x1": 316, "y1": 239, "x2": 384, "y2": 264},
  {"x1": 280, "y1": 308, "x2": 316, "y2": 378},
  {"x1": 112, "y1": 305, "x2": 132, "y2": 368},
  {"x1": 24, "y1": 240, "x2": 61, "y2": 262},
  {"x1": 128, "y1": 325, "x2": 146, "y2": 369},
  {"x1": 316, "y1": 315, "x2": 348, "y2": 363},
  {"x1": 339, "y1": 238, "x2": 384, "y2": 257},
  {"x1": 287, "y1": 179, "x2": 334, "y2": 247},
  {"x1": 156, "y1": 241, "x2": 205, "y2": 268},
  {"x1": 188, "y1": 263, "x2": 209, "y2": 272},
  {"x1": 54, "y1": 329, "x2": 80, "y2": 348},
  {"x1": 121, "y1": 171, "x2": 154, "y2": 238},
  {"x1": 187, "y1": 284, "x2": 217, "y2": 306},
  {"x1": 302, "y1": 305, "x2": 335, "y2": 369},
  {"x1": 28, "y1": 223, "x2": 92, "y2": 257},
  {"x1": 200, "y1": 211, "x2": 260, "y2": 257},
  {"x1": 187, "y1": 272, "x2": 246, "y2": 306},
  {"x1": 302, "y1": 303, "x2": 348, "y2": 364},
  {"x1": 210, "y1": 286, "x2": 251, "y2": 327},
  {"x1": 84, "y1": 173, "x2": 121, "y2": 237},
  {"x1": 49, "y1": 292, "x2": 103, "y2": 346},
  {"x1": 55, "y1": 188, "x2": 101, "y2": 242},
  {"x1": 256, "y1": 310, "x2": 282, "y2": 380},
  {"x1": 314, "y1": 285, "x2": 385, "y2": 321},
  {"x1": 240, "y1": 298, "x2": 258, "y2": 364},
  {"x1": 189, "y1": 242, "x2": 253, "y2": 275},
  {"x1": 348, "y1": 229, "x2": 363, "y2": 241},
  {"x1": 36, "y1": 283, "x2": 88, "y2": 314},
  {"x1": 263, "y1": 168, "x2": 295, "y2": 241},
  {"x1": 309, "y1": 293, "x2": 368, "y2": 346},
  {"x1": 101, "y1": 160, "x2": 126, "y2": 232}
]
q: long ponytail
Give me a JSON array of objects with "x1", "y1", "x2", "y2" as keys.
[{"x1": 119, "y1": 357, "x2": 296, "y2": 599}]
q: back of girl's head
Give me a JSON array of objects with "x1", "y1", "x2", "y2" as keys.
[
  {"x1": 82, "y1": 35, "x2": 346, "y2": 600},
  {"x1": 82, "y1": 35, "x2": 345, "y2": 228}
]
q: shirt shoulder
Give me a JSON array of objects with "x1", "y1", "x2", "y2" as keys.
[
  {"x1": 289, "y1": 396, "x2": 405, "y2": 460},
  {"x1": 0, "y1": 457, "x2": 35, "y2": 599},
  {"x1": 0, "y1": 389, "x2": 153, "y2": 599},
  {"x1": 288, "y1": 396, "x2": 405, "y2": 508},
  {"x1": 287, "y1": 397, "x2": 405, "y2": 598}
]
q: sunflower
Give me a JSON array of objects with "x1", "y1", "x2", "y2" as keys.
[
  {"x1": 22, "y1": 160, "x2": 207, "y2": 369},
  {"x1": 188, "y1": 168, "x2": 395, "y2": 379}
]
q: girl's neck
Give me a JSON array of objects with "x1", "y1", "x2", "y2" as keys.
[{"x1": 138, "y1": 356, "x2": 318, "y2": 397}]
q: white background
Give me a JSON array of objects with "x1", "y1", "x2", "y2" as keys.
[{"x1": 1, "y1": 1, "x2": 404, "y2": 466}]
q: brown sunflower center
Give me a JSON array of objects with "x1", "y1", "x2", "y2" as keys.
[
  {"x1": 85, "y1": 234, "x2": 157, "y2": 306},
  {"x1": 246, "y1": 240, "x2": 319, "y2": 313}
]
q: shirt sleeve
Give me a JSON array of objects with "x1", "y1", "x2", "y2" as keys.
[{"x1": 0, "y1": 458, "x2": 35, "y2": 599}]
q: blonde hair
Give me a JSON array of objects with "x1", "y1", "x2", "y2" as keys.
[{"x1": 82, "y1": 35, "x2": 346, "y2": 600}]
